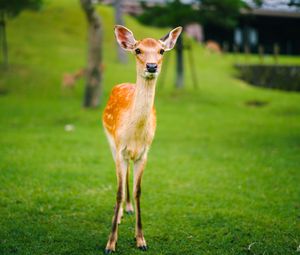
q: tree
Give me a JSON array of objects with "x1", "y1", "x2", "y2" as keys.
[
  {"x1": 197, "y1": 0, "x2": 262, "y2": 29},
  {"x1": 114, "y1": 0, "x2": 127, "y2": 63},
  {"x1": 198, "y1": 0, "x2": 247, "y2": 29},
  {"x1": 0, "y1": 0, "x2": 42, "y2": 67},
  {"x1": 288, "y1": 0, "x2": 300, "y2": 7},
  {"x1": 138, "y1": 0, "x2": 198, "y2": 88},
  {"x1": 80, "y1": 0, "x2": 102, "y2": 108}
]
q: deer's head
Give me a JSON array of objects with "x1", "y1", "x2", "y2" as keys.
[{"x1": 114, "y1": 25, "x2": 182, "y2": 80}]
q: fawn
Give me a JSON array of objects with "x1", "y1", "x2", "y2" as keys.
[{"x1": 102, "y1": 25, "x2": 182, "y2": 254}]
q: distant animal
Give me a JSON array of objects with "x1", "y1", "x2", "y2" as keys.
[
  {"x1": 102, "y1": 25, "x2": 182, "y2": 254},
  {"x1": 62, "y1": 69, "x2": 84, "y2": 88},
  {"x1": 61, "y1": 64, "x2": 104, "y2": 89},
  {"x1": 206, "y1": 40, "x2": 222, "y2": 54}
]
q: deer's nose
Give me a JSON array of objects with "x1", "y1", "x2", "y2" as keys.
[{"x1": 146, "y1": 63, "x2": 157, "y2": 73}]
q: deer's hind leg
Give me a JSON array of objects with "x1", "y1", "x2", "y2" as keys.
[
  {"x1": 125, "y1": 163, "x2": 134, "y2": 214},
  {"x1": 105, "y1": 156, "x2": 128, "y2": 254}
]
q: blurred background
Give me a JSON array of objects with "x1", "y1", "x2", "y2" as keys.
[{"x1": 0, "y1": 0, "x2": 299, "y2": 254}]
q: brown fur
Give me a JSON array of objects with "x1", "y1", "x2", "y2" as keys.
[{"x1": 206, "y1": 40, "x2": 222, "y2": 53}]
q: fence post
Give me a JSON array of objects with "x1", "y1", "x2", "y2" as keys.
[
  {"x1": 233, "y1": 44, "x2": 239, "y2": 63},
  {"x1": 222, "y1": 42, "x2": 228, "y2": 55},
  {"x1": 273, "y1": 43, "x2": 280, "y2": 65},
  {"x1": 258, "y1": 45, "x2": 264, "y2": 64},
  {"x1": 244, "y1": 44, "x2": 250, "y2": 63}
]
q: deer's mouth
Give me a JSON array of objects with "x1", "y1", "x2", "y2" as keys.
[{"x1": 143, "y1": 70, "x2": 158, "y2": 80}]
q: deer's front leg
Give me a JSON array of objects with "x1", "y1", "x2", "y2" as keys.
[
  {"x1": 105, "y1": 156, "x2": 128, "y2": 254},
  {"x1": 133, "y1": 156, "x2": 148, "y2": 251},
  {"x1": 125, "y1": 164, "x2": 134, "y2": 214}
]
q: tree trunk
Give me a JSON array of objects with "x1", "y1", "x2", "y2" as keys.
[
  {"x1": 80, "y1": 0, "x2": 102, "y2": 108},
  {"x1": 175, "y1": 35, "x2": 184, "y2": 88},
  {"x1": 0, "y1": 11, "x2": 8, "y2": 68},
  {"x1": 114, "y1": 0, "x2": 127, "y2": 63}
]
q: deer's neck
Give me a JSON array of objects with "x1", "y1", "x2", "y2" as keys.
[{"x1": 130, "y1": 75, "x2": 157, "y2": 122}]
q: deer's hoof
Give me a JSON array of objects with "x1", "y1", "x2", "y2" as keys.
[
  {"x1": 138, "y1": 245, "x2": 148, "y2": 251},
  {"x1": 126, "y1": 210, "x2": 134, "y2": 215},
  {"x1": 104, "y1": 248, "x2": 113, "y2": 254},
  {"x1": 126, "y1": 203, "x2": 134, "y2": 214}
]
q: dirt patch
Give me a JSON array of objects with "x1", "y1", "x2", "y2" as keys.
[
  {"x1": 0, "y1": 87, "x2": 8, "y2": 96},
  {"x1": 245, "y1": 100, "x2": 268, "y2": 107}
]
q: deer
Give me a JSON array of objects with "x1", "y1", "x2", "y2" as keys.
[
  {"x1": 102, "y1": 25, "x2": 182, "y2": 254},
  {"x1": 205, "y1": 40, "x2": 222, "y2": 54}
]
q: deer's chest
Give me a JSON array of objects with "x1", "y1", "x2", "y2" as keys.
[{"x1": 120, "y1": 117, "x2": 155, "y2": 161}]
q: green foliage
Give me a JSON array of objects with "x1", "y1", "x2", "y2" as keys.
[
  {"x1": 0, "y1": 1, "x2": 300, "y2": 254},
  {"x1": 289, "y1": 0, "x2": 300, "y2": 7},
  {"x1": 0, "y1": 0, "x2": 42, "y2": 16},
  {"x1": 138, "y1": 0, "x2": 198, "y2": 27},
  {"x1": 197, "y1": 0, "x2": 264, "y2": 29},
  {"x1": 198, "y1": 0, "x2": 247, "y2": 29},
  {"x1": 138, "y1": 0, "x2": 263, "y2": 30}
]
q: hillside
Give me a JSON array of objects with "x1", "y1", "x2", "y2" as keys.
[{"x1": 0, "y1": 1, "x2": 300, "y2": 254}]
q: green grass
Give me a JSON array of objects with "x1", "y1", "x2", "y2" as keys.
[{"x1": 0, "y1": 1, "x2": 300, "y2": 254}]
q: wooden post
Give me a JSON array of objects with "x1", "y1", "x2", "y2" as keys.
[
  {"x1": 222, "y1": 42, "x2": 228, "y2": 55},
  {"x1": 233, "y1": 44, "x2": 239, "y2": 63},
  {"x1": 273, "y1": 43, "x2": 279, "y2": 64},
  {"x1": 258, "y1": 45, "x2": 264, "y2": 64},
  {"x1": 186, "y1": 42, "x2": 198, "y2": 90},
  {"x1": 175, "y1": 35, "x2": 184, "y2": 88},
  {"x1": 158, "y1": 52, "x2": 170, "y2": 89},
  {"x1": 244, "y1": 44, "x2": 250, "y2": 62}
]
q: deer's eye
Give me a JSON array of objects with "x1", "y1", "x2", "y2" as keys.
[
  {"x1": 135, "y1": 48, "x2": 141, "y2": 55},
  {"x1": 159, "y1": 49, "x2": 165, "y2": 55}
]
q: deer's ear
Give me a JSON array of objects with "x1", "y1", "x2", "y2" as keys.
[
  {"x1": 114, "y1": 25, "x2": 137, "y2": 51},
  {"x1": 159, "y1": 26, "x2": 182, "y2": 51}
]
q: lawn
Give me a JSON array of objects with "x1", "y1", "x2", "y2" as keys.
[{"x1": 0, "y1": 1, "x2": 300, "y2": 255}]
